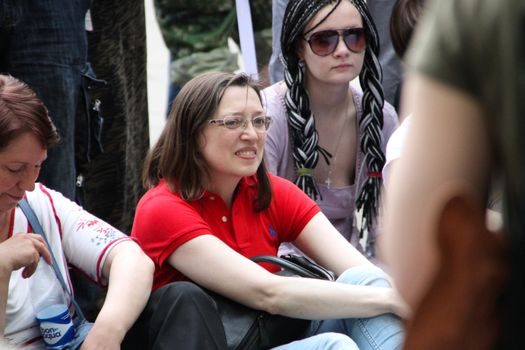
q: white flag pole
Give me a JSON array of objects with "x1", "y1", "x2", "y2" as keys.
[{"x1": 235, "y1": 0, "x2": 259, "y2": 81}]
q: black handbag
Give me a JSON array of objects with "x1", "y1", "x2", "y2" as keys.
[
  {"x1": 252, "y1": 254, "x2": 336, "y2": 281},
  {"x1": 209, "y1": 254, "x2": 336, "y2": 350}
]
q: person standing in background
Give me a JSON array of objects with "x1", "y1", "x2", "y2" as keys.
[
  {"x1": 82, "y1": 0, "x2": 150, "y2": 234},
  {"x1": 366, "y1": 0, "x2": 402, "y2": 110},
  {"x1": 154, "y1": 0, "x2": 273, "y2": 114},
  {"x1": 69, "y1": 0, "x2": 151, "y2": 322},
  {"x1": 0, "y1": 0, "x2": 91, "y2": 201},
  {"x1": 0, "y1": 0, "x2": 152, "y2": 323},
  {"x1": 268, "y1": 0, "x2": 288, "y2": 84},
  {"x1": 381, "y1": 0, "x2": 426, "y2": 185}
]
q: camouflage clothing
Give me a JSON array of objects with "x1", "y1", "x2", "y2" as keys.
[{"x1": 154, "y1": 0, "x2": 271, "y2": 86}]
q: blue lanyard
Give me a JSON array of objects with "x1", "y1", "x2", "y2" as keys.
[{"x1": 17, "y1": 199, "x2": 86, "y2": 323}]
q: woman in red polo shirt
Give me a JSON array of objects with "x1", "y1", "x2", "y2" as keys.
[{"x1": 130, "y1": 72, "x2": 406, "y2": 350}]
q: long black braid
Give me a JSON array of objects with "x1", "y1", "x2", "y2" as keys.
[
  {"x1": 281, "y1": 0, "x2": 385, "y2": 241},
  {"x1": 281, "y1": 0, "x2": 332, "y2": 199}
]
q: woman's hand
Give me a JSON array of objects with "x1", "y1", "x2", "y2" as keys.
[
  {"x1": 0, "y1": 234, "x2": 51, "y2": 278},
  {"x1": 0, "y1": 234, "x2": 51, "y2": 334},
  {"x1": 80, "y1": 323, "x2": 122, "y2": 350},
  {"x1": 387, "y1": 287, "x2": 412, "y2": 319}
]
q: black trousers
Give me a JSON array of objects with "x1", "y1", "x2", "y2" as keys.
[{"x1": 122, "y1": 281, "x2": 228, "y2": 350}]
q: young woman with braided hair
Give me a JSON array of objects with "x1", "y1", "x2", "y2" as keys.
[{"x1": 264, "y1": 0, "x2": 398, "y2": 259}]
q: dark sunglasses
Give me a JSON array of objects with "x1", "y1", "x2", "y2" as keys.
[{"x1": 304, "y1": 28, "x2": 366, "y2": 56}]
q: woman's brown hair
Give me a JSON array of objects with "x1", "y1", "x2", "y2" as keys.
[
  {"x1": 143, "y1": 72, "x2": 272, "y2": 211},
  {"x1": 390, "y1": 0, "x2": 426, "y2": 59},
  {"x1": 0, "y1": 74, "x2": 59, "y2": 151}
]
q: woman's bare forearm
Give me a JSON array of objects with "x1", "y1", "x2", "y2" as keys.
[{"x1": 258, "y1": 274, "x2": 407, "y2": 320}]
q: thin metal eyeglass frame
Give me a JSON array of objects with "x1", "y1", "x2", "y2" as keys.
[{"x1": 208, "y1": 115, "x2": 273, "y2": 132}]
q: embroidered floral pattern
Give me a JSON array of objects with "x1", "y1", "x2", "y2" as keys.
[{"x1": 76, "y1": 217, "x2": 120, "y2": 246}]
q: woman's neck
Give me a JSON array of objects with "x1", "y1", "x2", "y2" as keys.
[
  {"x1": 305, "y1": 79, "x2": 352, "y2": 116},
  {"x1": 206, "y1": 178, "x2": 240, "y2": 209},
  {"x1": 0, "y1": 209, "x2": 13, "y2": 243},
  {"x1": 309, "y1": 89, "x2": 353, "y2": 122}
]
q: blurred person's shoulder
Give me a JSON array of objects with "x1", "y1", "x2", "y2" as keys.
[{"x1": 406, "y1": 0, "x2": 520, "y2": 99}]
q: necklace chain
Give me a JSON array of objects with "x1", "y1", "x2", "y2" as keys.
[{"x1": 325, "y1": 96, "x2": 351, "y2": 188}]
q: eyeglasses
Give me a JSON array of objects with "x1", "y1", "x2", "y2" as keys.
[
  {"x1": 304, "y1": 28, "x2": 366, "y2": 56},
  {"x1": 208, "y1": 115, "x2": 272, "y2": 132}
]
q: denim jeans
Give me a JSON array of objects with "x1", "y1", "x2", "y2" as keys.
[
  {"x1": 273, "y1": 332, "x2": 359, "y2": 350},
  {"x1": 278, "y1": 265, "x2": 405, "y2": 350},
  {"x1": 0, "y1": 0, "x2": 90, "y2": 200}
]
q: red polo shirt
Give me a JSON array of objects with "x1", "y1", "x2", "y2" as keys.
[{"x1": 131, "y1": 174, "x2": 319, "y2": 291}]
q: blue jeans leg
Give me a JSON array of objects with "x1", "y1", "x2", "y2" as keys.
[
  {"x1": 0, "y1": 0, "x2": 90, "y2": 200},
  {"x1": 309, "y1": 265, "x2": 405, "y2": 350},
  {"x1": 272, "y1": 333, "x2": 358, "y2": 350}
]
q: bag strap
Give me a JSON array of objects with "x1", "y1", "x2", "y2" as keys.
[
  {"x1": 250, "y1": 254, "x2": 336, "y2": 281},
  {"x1": 280, "y1": 254, "x2": 337, "y2": 281},
  {"x1": 17, "y1": 198, "x2": 87, "y2": 323}
]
